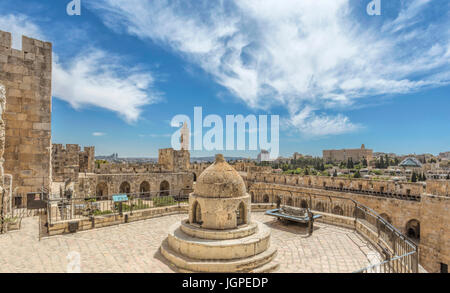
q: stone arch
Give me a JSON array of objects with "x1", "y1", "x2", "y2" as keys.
[
  {"x1": 405, "y1": 219, "x2": 420, "y2": 241},
  {"x1": 139, "y1": 181, "x2": 150, "y2": 196},
  {"x1": 96, "y1": 182, "x2": 108, "y2": 197},
  {"x1": 300, "y1": 200, "x2": 308, "y2": 209},
  {"x1": 378, "y1": 213, "x2": 393, "y2": 234},
  {"x1": 332, "y1": 205, "x2": 344, "y2": 216},
  {"x1": 379, "y1": 213, "x2": 392, "y2": 224},
  {"x1": 315, "y1": 202, "x2": 325, "y2": 212},
  {"x1": 263, "y1": 194, "x2": 269, "y2": 203},
  {"x1": 237, "y1": 202, "x2": 246, "y2": 226},
  {"x1": 119, "y1": 181, "x2": 131, "y2": 194},
  {"x1": 287, "y1": 197, "x2": 293, "y2": 206},
  {"x1": 354, "y1": 207, "x2": 366, "y2": 220},
  {"x1": 160, "y1": 180, "x2": 170, "y2": 196},
  {"x1": 192, "y1": 201, "x2": 202, "y2": 224},
  {"x1": 193, "y1": 172, "x2": 197, "y2": 182}
]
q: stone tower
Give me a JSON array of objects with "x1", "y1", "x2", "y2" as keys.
[
  {"x1": 180, "y1": 121, "x2": 189, "y2": 151},
  {"x1": 160, "y1": 154, "x2": 278, "y2": 272},
  {"x1": 0, "y1": 30, "x2": 52, "y2": 194}
]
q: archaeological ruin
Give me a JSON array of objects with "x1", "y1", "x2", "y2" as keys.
[{"x1": 0, "y1": 30, "x2": 449, "y2": 274}]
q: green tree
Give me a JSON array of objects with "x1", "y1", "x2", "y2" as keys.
[
  {"x1": 353, "y1": 170, "x2": 361, "y2": 178},
  {"x1": 362, "y1": 158, "x2": 368, "y2": 167}
]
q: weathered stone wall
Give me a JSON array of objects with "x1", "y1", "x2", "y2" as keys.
[
  {"x1": 79, "y1": 146, "x2": 95, "y2": 173},
  {"x1": 0, "y1": 31, "x2": 52, "y2": 193},
  {"x1": 76, "y1": 172, "x2": 193, "y2": 198},
  {"x1": 248, "y1": 177, "x2": 450, "y2": 273},
  {"x1": 158, "y1": 148, "x2": 190, "y2": 172},
  {"x1": 247, "y1": 172, "x2": 429, "y2": 197},
  {"x1": 323, "y1": 144, "x2": 373, "y2": 163}
]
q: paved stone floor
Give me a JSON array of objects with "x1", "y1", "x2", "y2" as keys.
[{"x1": 0, "y1": 213, "x2": 381, "y2": 273}]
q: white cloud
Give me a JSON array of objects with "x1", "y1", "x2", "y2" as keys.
[
  {"x1": 0, "y1": 13, "x2": 161, "y2": 123},
  {"x1": 89, "y1": 0, "x2": 450, "y2": 136},
  {"x1": 0, "y1": 14, "x2": 43, "y2": 49},
  {"x1": 92, "y1": 132, "x2": 106, "y2": 136},
  {"x1": 53, "y1": 50, "x2": 160, "y2": 123}
]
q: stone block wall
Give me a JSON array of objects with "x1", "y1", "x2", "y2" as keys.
[{"x1": 0, "y1": 31, "x2": 52, "y2": 194}]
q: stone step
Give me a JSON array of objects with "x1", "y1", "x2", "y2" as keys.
[
  {"x1": 161, "y1": 239, "x2": 278, "y2": 273},
  {"x1": 180, "y1": 220, "x2": 258, "y2": 240},
  {"x1": 167, "y1": 221, "x2": 271, "y2": 260},
  {"x1": 251, "y1": 261, "x2": 280, "y2": 273}
]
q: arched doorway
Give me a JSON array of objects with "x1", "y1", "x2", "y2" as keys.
[
  {"x1": 119, "y1": 182, "x2": 131, "y2": 194},
  {"x1": 96, "y1": 182, "x2": 108, "y2": 197},
  {"x1": 300, "y1": 200, "x2": 308, "y2": 209},
  {"x1": 193, "y1": 172, "x2": 197, "y2": 182},
  {"x1": 332, "y1": 205, "x2": 344, "y2": 216},
  {"x1": 237, "y1": 202, "x2": 246, "y2": 226},
  {"x1": 287, "y1": 197, "x2": 293, "y2": 206},
  {"x1": 406, "y1": 219, "x2": 420, "y2": 241},
  {"x1": 192, "y1": 201, "x2": 202, "y2": 224},
  {"x1": 263, "y1": 195, "x2": 269, "y2": 203},
  {"x1": 139, "y1": 181, "x2": 150, "y2": 197},
  {"x1": 160, "y1": 180, "x2": 170, "y2": 196}
]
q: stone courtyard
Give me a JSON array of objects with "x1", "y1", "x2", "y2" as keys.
[{"x1": 0, "y1": 212, "x2": 381, "y2": 273}]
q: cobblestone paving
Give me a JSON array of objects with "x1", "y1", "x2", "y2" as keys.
[{"x1": 0, "y1": 213, "x2": 381, "y2": 273}]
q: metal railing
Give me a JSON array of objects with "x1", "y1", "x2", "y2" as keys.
[
  {"x1": 250, "y1": 185, "x2": 419, "y2": 273},
  {"x1": 46, "y1": 189, "x2": 192, "y2": 224}
]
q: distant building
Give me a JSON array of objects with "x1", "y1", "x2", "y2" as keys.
[
  {"x1": 399, "y1": 157, "x2": 423, "y2": 168},
  {"x1": 439, "y1": 152, "x2": 450, "y2": 160},
  {"x1": 323, "y1": 144, "x2": 373, "y2": 163},
  {"x1": 257, "y1": 150, "x2": 271, "y2": 163},
  {"x1": 180, "y1": 121, "x2": 190, "y2": 151},
  {"x1": 293, "y1": 152, "x2": 303, "y2": 160}
]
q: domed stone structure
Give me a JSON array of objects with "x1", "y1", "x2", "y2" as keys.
[{"x1": 160, "y1": 154, "x2": 278, "y2": 272}]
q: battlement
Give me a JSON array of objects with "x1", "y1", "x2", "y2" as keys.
[{"x1": 0, "y1": 30, "x2": 52, "y2": 55}]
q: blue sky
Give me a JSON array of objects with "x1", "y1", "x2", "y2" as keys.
[{"x1": 0, "y1": 0, "x2": 449, "y2": 158}]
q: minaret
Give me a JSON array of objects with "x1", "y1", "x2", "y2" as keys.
[{"x1": 180, "y1": 121, "x2": 189, "y2": 151}]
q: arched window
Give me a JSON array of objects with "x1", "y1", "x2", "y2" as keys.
[
  {"x1": 160, "y1": 180, "x2": 170, "y2": 196},
  {"x1": 119, "y1": 182, "x2": 131, "y2": 194},
  {"x1": 96, "y1": 182, "x2": 108, "y2": 197},
  {"x1": 192, "y1": 201, "x2": 202, "y2": 224},
  {"x1": 193, "y1": 172, "x2": 197, "y2": 182},
  {"x1": 406, "y1": 219, "x2": 420, "y2": 241},
  {"x1": 139, "y1": 181, "x2": 150, "y2": 196},
  {"x1": 237, "y1": 202, "x2": 246, "y2": 226}
]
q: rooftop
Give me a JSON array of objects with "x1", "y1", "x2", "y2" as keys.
[{"x1": 0, "y1": 213, "x2": 382, "y2": 273}]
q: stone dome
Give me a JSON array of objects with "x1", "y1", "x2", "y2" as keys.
[{"x1": 194, "y1": 154, "x2": 246, "y2": 198}]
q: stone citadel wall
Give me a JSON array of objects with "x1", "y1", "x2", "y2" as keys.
[
  {"x1": 247, "y1": 173, "x2": 450, "y2": 273},
  {"x1": 0, "y1": 31, "x2": 52, "y2": 194}
]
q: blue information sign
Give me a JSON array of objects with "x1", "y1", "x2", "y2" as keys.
[{"x1": 112, "y1": 194, "x2": 128, "y2": 202}]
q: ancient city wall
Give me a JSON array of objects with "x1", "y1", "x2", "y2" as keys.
[
  {"x1": 247, "y1": 172, "x2": 431, "y2": 197},
  {"x1": 0, "y1": 31, "x2": 52, "y2": 194},
  {"x1": 52, "y1": 144, "x2": 95, "y2": 182},
  {"x1": 248, "y1": 178, "x2": 449, "y2": 273},
  {"x1": 76, "y1": 172, "x2": 193, "y2": 198}
]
